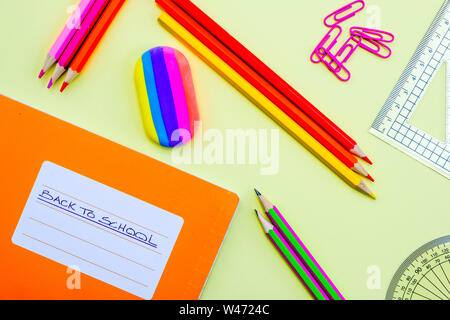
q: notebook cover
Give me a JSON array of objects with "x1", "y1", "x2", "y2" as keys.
[{"x1": 0, "y1": 94, "x2": 239, "y2": 299}]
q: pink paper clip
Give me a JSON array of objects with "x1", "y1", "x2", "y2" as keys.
[
  {"x1": 317, "y1": 48, "x2": 341, "y2": 73},
  {"x1": 314, "y1": 47, "x2": 351, "y2": 82},
  {"x1": 311, "y1": 26, "x2": 342, "y2": 63},
  {"x1": 336, "y1": 35, "x2": 362, "y2": 64},
  {"x1": 310, "y1": 26, "x2": 352, "y2": 82},
  {"x1": 350, "y1": 27, "x2": 394, "y2": 58},
  {"x1": 324, "y1": 0, "x2": 365, "y2": 27},
  {"x1": 311, "y1": 0, "x2": 394, "y2": 81},
  {"x1": 333, "y1": 63, "x2": 351, "y2": 82},
  {"x1": 350, "y1": 27, "x2": 395, "y2": 43},
  {"x1": 356, "y1": 37, "x2": 393, "y2": 58},
  {"x1": 321, "y1": 50, "x2": 351, "y2": 82}
]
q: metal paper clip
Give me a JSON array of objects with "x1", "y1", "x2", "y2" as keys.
[{"x1": 324, "y1": 0, "x2": 365, "y2": 27}]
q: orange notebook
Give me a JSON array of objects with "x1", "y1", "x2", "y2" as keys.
[{"x1": 0, "y1": 94, "x2": 239, "y2": 300}]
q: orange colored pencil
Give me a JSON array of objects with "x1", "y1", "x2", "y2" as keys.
[
  {"x1": 156, "y1": 0, "x2": 373, "y2": 180},
  {"x1": 171, "y1": 0, "x2": 372, "y2": 164},
  {"x1": 61, "y1": 0, "x2": 126, "y2": 92}
]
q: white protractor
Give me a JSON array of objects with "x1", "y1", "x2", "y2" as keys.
[{"x1": 386, "y1": 236, "x2": 450, "y2": 300}]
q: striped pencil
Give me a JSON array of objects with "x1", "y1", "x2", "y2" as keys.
[
  {"x1": 255, "y1": 189, "x2": 344, "y2": 300},
  {"x1": 158, "y1": 12, "x2": 376, "y2": 198},
  {"x1": 169, "y1": 0, "x2": 372, "y2": 163},
  {"x1": 48, "y1": 0, "x2": 110, "y2": 88},
  {"x1": 255, "y1": 209, "x2": 330, "y2": 300},
  {"x1": 61, "y1": 0, "x2": 126, "y2": 92},
  {"x1": 156, "y1": 0, "x2": 373, "y2": 180},
  {"x1": 38, "y1": 0, "x2": 96, "y2": 79}
]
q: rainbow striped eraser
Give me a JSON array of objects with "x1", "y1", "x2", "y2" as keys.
[{"x1": 135, "y1": 47, "x2": 200, "y2": 147}]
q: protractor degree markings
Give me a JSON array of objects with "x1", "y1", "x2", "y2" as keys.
[
  {"x1": 440, "y1": 261, "x2": 450, "y2": 288},
  {"x1": 422, "y1": 273, "x2": 449, "y2": 299},
  {"x1": 412, "y1": 291, "x2": 432, "y2": 300},
  {"x1": 411, "y1": 261, "x2": 450, "y2": 300},
  {"x1": 403, "y1": 263, "x2": 433, "y2": 299},
  {"x1": 401, "y1": 275, "x2": 417, "y2": 300},
  {"x1": 386, "y1": 236, "x2": 450, "y2": 300},
  {"x1": 401, "y1": 269, "x2": 423, "y2": 300},
  {"x1": 431, "y1": 266, "x2": 450, "y2": 295},
  {"x1": 419, "y1": 251, "x2": 450, "y2": 267},
  {"x1": 416, "y1": 283, "x2": 444, "y2": 300},
  {"x1": 431, "y1": 256, "x2": 450, "y2": 294}
]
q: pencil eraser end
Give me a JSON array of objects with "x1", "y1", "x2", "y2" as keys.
[{"x1": 135, "y1": 47, "x2": 200, "y2": 148}]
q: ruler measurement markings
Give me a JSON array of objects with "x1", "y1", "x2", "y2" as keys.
[{"x1": 371, "y1": 1, "x2": 450, "y2": 178}]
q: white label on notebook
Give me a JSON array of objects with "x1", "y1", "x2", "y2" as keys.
[{"x1": 12, "y1": 161, "x2": 184, "y2": 300}]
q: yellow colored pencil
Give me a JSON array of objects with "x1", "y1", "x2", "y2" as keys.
[{"x1": 158, "y1": 12, "x2": 375, "y2": 198}]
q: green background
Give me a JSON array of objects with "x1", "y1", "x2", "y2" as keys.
[{"x1": 0, "y1": 0, "x2": 448, "y2": 299}]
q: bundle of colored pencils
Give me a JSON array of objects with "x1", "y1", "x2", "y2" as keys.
[
  {"x1": 254, "y1": 189, "x2": 345, "y2": 300},
  {"x1": 39, "y1": 0, "x2": 126, "y2": 92},
  {"x1": 156, "y1": 0, "x2": 376, "y2": 198}
]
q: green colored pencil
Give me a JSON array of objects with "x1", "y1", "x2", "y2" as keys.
[
  {"x1": 255, "y1": 189, "x2": 344, "y2": 300},
  {"x1": 255, "y1": 210, "x2": 329, "y2": 300}
]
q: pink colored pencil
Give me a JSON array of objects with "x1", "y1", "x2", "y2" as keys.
[
  {"x1": 39, "y1": 0, "x2": 96, "y2": 79},
  {"x1": 48, "y1": 0, "x2": 110, "y2": 88}
]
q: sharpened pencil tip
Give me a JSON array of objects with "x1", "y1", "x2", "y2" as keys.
[
  {"x1": 362, "y1": 156, "x2": 373, "y2": 165},
  {"x1": 254, "y1": 188, "x2": 261, "y2": 196},
  {"x1": 367, "y1": 174, "x2": 375, "y2": 182},
  {"x1": 357, "y1": 181, "x2": 375, "y2": 198},
  {"x1": 47, "y1": 78, "x2": 53, "y2": 89},
  {"x1": 38, "y1": 70, "x2": 45, "y2": 79},
  {"x1": 60, "y1": 82, "x2": 68, "y2": 93},
  {"x1": 254, "y1": 209, "x2": 259, "y2": 216},
  {"x1": 369, "y1": 193, "x2": 376, "y2": 200}
]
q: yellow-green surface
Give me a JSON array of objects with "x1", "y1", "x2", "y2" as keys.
[{"x1": 0, "y1": 0, "x2": 448, "y2": 299}]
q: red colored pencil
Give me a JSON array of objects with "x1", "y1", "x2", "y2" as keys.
[
  {"x1": 61, "y1": 0, "x2": 126, "y2": 92},
  {"x1": 156, "y1": 0, "x2": 373, "y2": 180},
  {"x1": 169, "y1": 0, "x2": 372, "y2": 164}
]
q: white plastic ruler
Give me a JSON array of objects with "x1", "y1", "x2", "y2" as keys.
[{"x1": 370, "y1": 1, "x2": 450, "y2": 179}]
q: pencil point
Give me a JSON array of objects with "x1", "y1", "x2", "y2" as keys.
[
  {"x1": 50, "y1": 64, "x2": 66, "y2": 87},
  {"x1": 356, "y1": 181, "x2": 374, "y2": 198},
  {"x1": 367, "y1": 174, "x2": 375, "y2": 182},
  {"x1": 47, "y1": 78, "x2": 53, "y2": 89},
  {"x1": 353, "y1": 161, "x2": 369, "y2": 177},
  {"x1": 254, "y1": 188, "x2": 261, "y2": 196},
  {"x1": 369, "y1": 193, "x2": 377, "y2": 200},
  {"x1": 351, "y1": 145, "x2": 372, "y2": 164},
  {"x1": 38, "y1": 70, "x2": 45, "y2": 79},
  {"x1": 254, "y1": 209, "x2": 273, "y2": 233},
  {"x1": 362, "y1": 156, "x2": 373, "y2": 165},
  {"x1": 60, "y1": 82, "x2": 68, "y2": 93}
]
